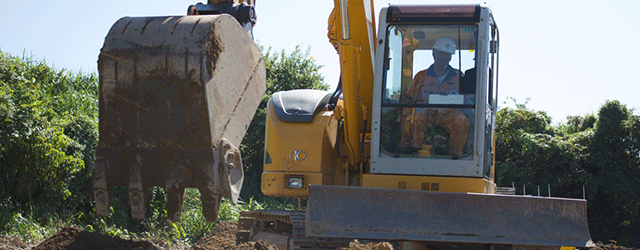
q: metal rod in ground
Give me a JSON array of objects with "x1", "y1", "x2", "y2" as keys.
[
  {"x1": 523, "y1": 184, "x2": 526, "y2": 195},
  {"x1": 583, "y1": 185, "x2": 585, "y2": 200},
  {"x1": 548, "y1": 184, "x2": 551, "y2": 197},
  {"x1": 537, "y1": 185, "x2": 540, "y2": 196}
]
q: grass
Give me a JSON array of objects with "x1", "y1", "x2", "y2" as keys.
[{"x1": 0, "y1": 188, "x2": 298, "y2": 248}]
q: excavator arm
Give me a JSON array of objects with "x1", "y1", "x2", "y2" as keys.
[{"x1": 327, "y1": 0, "x2": 376, "y2": 168}]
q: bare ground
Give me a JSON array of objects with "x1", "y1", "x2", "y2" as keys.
[
  {"x1": 1, "y1": 221, "x2": 637, "y2": 250},
  {"x1": 192, "y1": 221, "x2": 277, "y2": 250}
]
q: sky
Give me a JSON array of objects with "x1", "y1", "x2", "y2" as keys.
[{"x1": 1, "y1": 0, "x2": 639, "y2": 123}]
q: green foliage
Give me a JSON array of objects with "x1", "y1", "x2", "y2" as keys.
[
  {"x1": 133, "y1": 188, "x2": 296, "y2": 244},
  {"x1": 495, "y1": 100, "x2": 591, "y2": 198},
  {"x1": 562, "y1": 114, "x2": 597, "y2": 134},
  {"x1": 2, "y1": 212, "x2": 63, "y2": 244},
  {"x1": 584, "y1": 101, "x2": 640, "y2": 246},
  {"x1": 496, "y1": 99, "x2": 640, "y2": 246},
  {"x1": 0, "y1": 51, "x2": 98, "y2": 222},
  {"x1": 262, "y1": 45, "x2": 328, "y2": 97},
  {"x1": 163, "y1": 189, "x2": 217, "y2": 242}
]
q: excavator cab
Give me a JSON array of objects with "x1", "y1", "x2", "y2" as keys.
[{"x1": 369, "y1": 5, "x2": 499, "y2": 193}]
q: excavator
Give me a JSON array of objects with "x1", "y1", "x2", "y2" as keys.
[{"x1": 94, "y1": 0, "x2": 593, "y2": 249}]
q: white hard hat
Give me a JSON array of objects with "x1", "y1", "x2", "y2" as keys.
[{"x1": 433, "y1": 36, "x2": 456, "y2": 54}]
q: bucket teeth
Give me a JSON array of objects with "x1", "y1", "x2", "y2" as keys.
[
  {"x1": 165, "y1": 187, "x2": 185, "y2": 222},
  {"x1": 128, "y1": 162, "x2": 146, "y2": 220},
  {"x1": 165, "y1": 162, "x2": 186, "y2": 222},
  {"x1": 93, "y1": 157, "x2": 110, "y2": 218},
  {"x1": 220, "y1": 139, "x2": 243, "y2": 204},
  {"x1": 128, "y1": 189, "x2": 146, "y2": 220},
  {"x1": 199, "y1": 188, "x2": 221, "y2": 222}
]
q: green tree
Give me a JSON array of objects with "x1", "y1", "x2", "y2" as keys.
[
  {"x1": 495, "y1": 99, "x2": 640, "y2": 247},
  {"x1": 585, "y1": 100, "x2": 640, "y2": 246},
  {"x1": 495, "y1": 99, "x2": 592, "y2": 198},
  {"x1": 239, "y1": 45, "x2": 329, "y2": 202}
]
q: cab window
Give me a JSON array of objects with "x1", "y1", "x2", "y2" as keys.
[{"x1": 380, "y1": 25, "x2": 478, "y2": 160}]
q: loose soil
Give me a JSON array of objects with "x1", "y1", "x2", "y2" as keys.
[
  {"x1": 4, "y1": 222, "x2": 638, "y2": 250},
  {"x1": 30, "y1": 227, "x2": 159, "y2": 250},
  {"x1": 0, "y1": 236, "x2": 28, "y2": 250},
  {"x1": 192, "y1": 221, "x2": 277, "y2": 250},
  {"x1": 591, "y1": 241, "x2": 639, "y2": 250}
]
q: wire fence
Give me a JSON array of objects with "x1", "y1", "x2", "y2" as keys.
[{"x1": 499, "y1": 182, "x2": 586, "y2": 200}]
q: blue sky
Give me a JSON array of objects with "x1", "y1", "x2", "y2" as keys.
[{"x1": 1, "y1": 0, "x2": 639, "y2": 123}]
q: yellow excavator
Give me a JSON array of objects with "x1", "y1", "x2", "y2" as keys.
[{"x1": 94, "y1": 0, "x2": 593, "y2": 249}]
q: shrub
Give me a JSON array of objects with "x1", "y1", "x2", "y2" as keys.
[{"x1": 0, "y1": 51, "x2": 98, "y2": 226}]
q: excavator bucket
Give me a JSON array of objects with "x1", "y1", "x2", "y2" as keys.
[
  {"x1": 306, "y1": 185, "x2": 593, "y2": 249},
  {"x1": 93, "y1": 14, "x2": 265, "y2": 222}
]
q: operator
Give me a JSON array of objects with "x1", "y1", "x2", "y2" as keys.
[{"x1": 400, "y1": 36, "x2": 470, "y2": 157}]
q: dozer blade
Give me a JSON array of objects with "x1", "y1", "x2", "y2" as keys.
[
  {"x1": 93, "y1": 14, "x2": 265, "y2": 222},
  {"x1": 306, "y1": 185, "x2": 593, "y2": 248}
]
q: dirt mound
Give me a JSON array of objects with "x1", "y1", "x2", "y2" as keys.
[
  {"x1": 591, "y1": 241, "x2": 639, "y2": 250},
  {"x1": 340, "y1": 240, "x2": 394, "y2": 250},
  {"x1": 31, "y1": 227, "x2": 159, "y2": 250},
  {"x1": 193, "y1": 221, "x2": 277, "y2": 250},
  {"x1": 191, "y1": 221, "x2": 394, "y2": 250},
  {"x1": 17, "y1": 222, "x2": 640, "y2": 250},
  {"x1": 0, "y1": 236, "x2": 28, "y2": 250}
]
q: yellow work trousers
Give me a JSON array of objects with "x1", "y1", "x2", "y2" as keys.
[{"x1": 401, "y1": 108, "x2": 470, "y2": 156}]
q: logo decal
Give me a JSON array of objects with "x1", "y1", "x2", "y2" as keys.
[{"x1": 289, "y1": 150, "x2": 306, "y2": 162}]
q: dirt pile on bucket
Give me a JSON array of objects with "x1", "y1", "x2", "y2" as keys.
[{"x1": 30, "y1": 227, "x2": 159, "y2": 250}]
